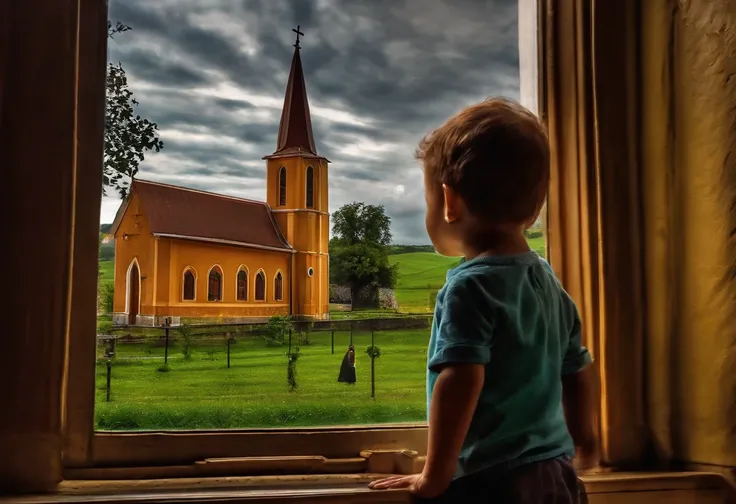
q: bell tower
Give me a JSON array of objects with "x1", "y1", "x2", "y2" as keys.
[{"x1": 264, "y1": 26, "x2": 330, "y2": 320}]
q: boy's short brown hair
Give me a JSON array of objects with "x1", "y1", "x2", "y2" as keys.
[{"x1": 417, "y1": 97, "x2": 549, "y2": 227}]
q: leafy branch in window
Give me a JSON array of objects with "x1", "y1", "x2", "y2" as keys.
[{"x1": 104, "y1": 20, "x2": 164, "y2": 198}]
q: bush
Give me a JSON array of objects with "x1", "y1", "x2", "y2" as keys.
[
  {"x1": 365, "y1": 345, "x2": 382, "y2": 359},
  {"x1": 263, "y1": 315, "x2": 293, "y2": 346},
  {"x1": 524, "y1": 229, "x2": 543, "y2": 239},
  {"x1": 329, "y1": 284, "x2": 352, "y2": 304},
  {"x1": 286, "y1": 347, "x2": 300, "y2": 391},
  {"x1": 179, "y1": 323, "x2": 193, "y2": 361},
  {"x1": 156, "y1": 363, "x2": 170, "y2": 373},
  {"x1": 99, "y1": 283, "x2": 114, "y2": 314}
]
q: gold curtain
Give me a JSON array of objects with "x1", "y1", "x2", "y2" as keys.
[{"x1": 543, "y1": 0, "x2": 736, "y2": 469}]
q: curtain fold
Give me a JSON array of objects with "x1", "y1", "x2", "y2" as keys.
[
  {"x1": 543, "y1": 0, "x2": 736, "y2": 469},
  {"x1": 542, "y1": 0, "x2": 647, "y2": 467}
]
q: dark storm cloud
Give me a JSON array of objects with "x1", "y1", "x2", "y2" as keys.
[{"x1": 102, "y1": 0, "x2": 520, "y2": 244}]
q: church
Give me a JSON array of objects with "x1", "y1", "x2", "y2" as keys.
[{"x1": 110, "y1": 29, "x2": 330, "y2": 326}]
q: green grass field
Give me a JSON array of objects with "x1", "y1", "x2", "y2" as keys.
[
  {"x1": 96, "y1": 329, "x2": 427, "y2": 430},
  {"x1": 98, "y1": 259, "x2": 114, "y2": 288}
]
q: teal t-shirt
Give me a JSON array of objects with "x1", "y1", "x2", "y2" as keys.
[{"x1": 426, "y1": 251, "x2": 592, "y2": 479}]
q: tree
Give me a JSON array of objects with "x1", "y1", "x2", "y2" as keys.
[
  {"x1": 329, "y1": 202, "x2": 398, "y2": 295},
  {"x1": 104, "y1": 21, "x2": 164, "y2": 198}
]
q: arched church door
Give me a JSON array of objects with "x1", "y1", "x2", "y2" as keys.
[{"x1": 128, "y1": 263, "x2": 139, "y2": 325}]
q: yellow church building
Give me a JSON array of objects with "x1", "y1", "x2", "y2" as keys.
[{"x1": 110, "y1": 31, "x2": 330, "y2": 326}]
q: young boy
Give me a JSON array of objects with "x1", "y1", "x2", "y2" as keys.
[{"x1": 369, "y1": 98, "x2": 598, "y2": 502}]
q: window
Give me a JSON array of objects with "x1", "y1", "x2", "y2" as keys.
[
  {"x1": 53, "y1": 0, "x2": 578, "y2": 474},
  {"x1": 306, "y1": 166, "x2": 314, "y2": 208},
  {"x1": 279, "y1": 167, "x2": 286, "y2": 206},
  {"x1": 208, "y1": 266, "x2": 223, "y2": 301},
  {"x1": 274, "y1": 271, "x2": 283, "y2": 301},
  {"x1": 236, "y1": 268, "x2": 248, "y2": 301},
  {"x1": 255, "y1": 270, "x2": 266, "y2": 301},
  {"x1": 183, "y1": 269, "x2": 196, "y2": 301}
]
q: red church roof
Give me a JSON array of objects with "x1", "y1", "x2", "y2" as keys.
[{"x1": 112, "y1": 180, "x2": 293, "y2": 252}]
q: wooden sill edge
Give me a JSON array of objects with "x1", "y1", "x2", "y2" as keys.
[{"x1": 0, "y1": 471, "x2": 728, "y2": 503}]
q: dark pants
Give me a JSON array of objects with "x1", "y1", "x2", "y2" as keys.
[{"x1": 414, "y1": 457, "x2": 587, "y2": 503}]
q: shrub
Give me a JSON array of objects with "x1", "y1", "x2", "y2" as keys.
[
  {"x1": 99, "y1": 283, "x2": 114, "y2": 314},
  {"x1": 263, "y1": 315, "x2": 293, "y2": 346},
  {"x1": 179, "y1": 323, "x2": 193, "y2": 361},
  {"x1": 524, "y1": 229, "x2": 543, "y2": 239},
  {"x1": 286, "y1": 346, "x2": 300, "y2": 391},
  {"x1": 365, "y1": 345, "x2": 382, "y2": 359},
  {"x1": 156, "y1": 363, "x2": 170, "y2": 373}
]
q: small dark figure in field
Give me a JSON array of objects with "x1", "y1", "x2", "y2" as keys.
[{"x1": 338, "y1": 344, "x2": 356, "y2": 384}]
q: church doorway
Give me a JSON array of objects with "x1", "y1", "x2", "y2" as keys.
[{"x1": 128, "y1": 262, "x2": 140, "y2": 325}]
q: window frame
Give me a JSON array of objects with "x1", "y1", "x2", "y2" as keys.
[
  {"x1": 63, "y1": 0, "x2": 555, "y2": 473},
  {"x1": 254, "y1": 269, "x2": 267, "y2": 302},
  {"x1": 207, "y1": 264, "x2": 224, "y2": 302},
  {"x1": 274, "y1": 270, "x2": 284, "y2": 302},
  {"x1": 182, "y1": 267, "x2": 197, "y2": 301},
  {"x1": 278, "y1": 166, "x2": 287, "y2": 206},
  {"x1": 236, "y1": 265, "x2": 249, "y2": 301},
  {"x1": 305, "y1": 165, "x2": 314, "y2": 209}
]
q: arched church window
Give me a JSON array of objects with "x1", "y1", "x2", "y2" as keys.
[
  {"x1": 183, "y1": 269, "x2": 196, "y2": 301},
  {"x1": 208, "y1": 266, "x2": 223, "y2": 301},
  {"x1": 255, "y1": 271, "x2": 266, "y2": 301},
  {"x1": 279, "y1": 167, "x2": 287, "y2": 206},
  {"x1": 274, "y1": 272, "x2": 283, "y2": 301},
  {"x1": 306, "y1": 166, "x2": 314, "y2": 208},
  {"x1": 237, "y1": 269, "x2": 248, "y2": 301}
]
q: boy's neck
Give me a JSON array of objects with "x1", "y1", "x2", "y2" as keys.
[{"x1": 462, "y1": 230, "x2": 531, "y2": 260}]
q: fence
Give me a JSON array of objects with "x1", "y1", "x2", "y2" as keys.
[{"x1": 95, "y1": 315, "x2": 433, "y2": 415}]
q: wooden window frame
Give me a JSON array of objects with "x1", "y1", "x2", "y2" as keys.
[{"x1": 63, "y1": 0, "x2": 578, "y2": 475}]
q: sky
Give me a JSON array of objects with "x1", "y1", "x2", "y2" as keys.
[{"x1": 103, "y1": 0, "x2": 520, "y2": 244}]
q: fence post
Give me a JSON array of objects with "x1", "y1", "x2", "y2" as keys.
[
  {"x1": 331, "y1": 330, "x2": 334, "y2": 354},
  {"x1": 371, "y1": 356, "x2": 375, "y2": 399},
  {"x1": 163, "y1": 317, "x2": 171, "y2": 364},
  {"x1": 370, "y1": 320, "x2": 375, "y2": 399},
  {"x1": 106, "y1": 360, "x2": 112, "y2": 402}
]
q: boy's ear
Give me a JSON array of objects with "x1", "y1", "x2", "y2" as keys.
[{"x1": 442, "y1": 184, "x2": 460, "y2": 224}]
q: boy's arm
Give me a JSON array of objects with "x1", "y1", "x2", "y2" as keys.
[
  {"x1": 561, "y1": 302, "x2": 599, "y2": 469},
  {"x1": 423, "y1": 363, "x2": 485, "y2": 485},
  {"x1": 563, "y1": 364, "x2": 599, "y2": 469},
  {"x1": 423, "y1": 280, "x2": 493, "y2": 485}
]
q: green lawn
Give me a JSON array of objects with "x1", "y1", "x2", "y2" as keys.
[
  {"x1": 96, "y1": 328, "x2": 428, "y2": 430},
  {"x1": 98, "y1": 259, "x2": 114, "y2": 288},
  {"x1": 388, "y1": 236, "x2": 545, "y2": 313}
]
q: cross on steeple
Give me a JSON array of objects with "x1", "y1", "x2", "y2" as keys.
[{"x1": 292, "y1": 25, "x2": 304, "y2": 49}]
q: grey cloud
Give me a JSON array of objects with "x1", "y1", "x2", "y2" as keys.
[{"x1": 103, "y1": 0, "x2": 519, "y2": 243}]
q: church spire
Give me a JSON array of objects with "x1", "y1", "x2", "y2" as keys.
[{"x1": 271, "y1": 25, "x2": 317, "y2": 156}]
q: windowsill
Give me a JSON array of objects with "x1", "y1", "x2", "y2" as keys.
[{"x1": 1, "y1": 472, "x2": 728, "y2": 503}]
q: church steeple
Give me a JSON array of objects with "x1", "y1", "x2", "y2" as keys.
[{"x1": 271, "y1": 25, "x2": 317, "y2": 157}]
